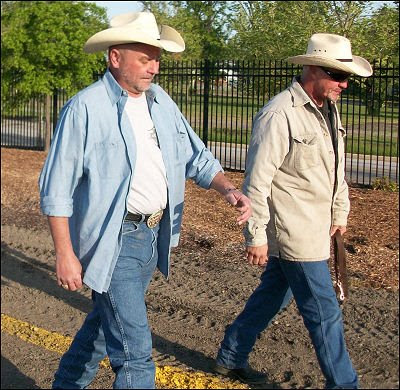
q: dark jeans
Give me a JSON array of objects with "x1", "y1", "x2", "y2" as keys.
[{"x1": 216, "y1": 256, "x2": 358, "y2": 389}]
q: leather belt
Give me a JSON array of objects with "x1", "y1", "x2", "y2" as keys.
[
  {"x1": 332, "y1": 231, "x2": 349, "y2": 303},
  {"x1": 125, "y1": 210, "x2": 163, "y2": 228}
]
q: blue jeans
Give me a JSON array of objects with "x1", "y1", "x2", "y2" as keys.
[
  {"x1": 216, "y1": 256, "x2": 358, "y2": 389},
  {"x1": 53, "y1": 220, "x2": 159, "y2": 389}
]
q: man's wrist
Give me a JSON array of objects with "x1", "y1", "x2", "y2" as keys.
[{"x1": 224, "y1": 187, "x2": 237, "y2": 195}]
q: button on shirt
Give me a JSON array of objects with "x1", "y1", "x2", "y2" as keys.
[
  {"x1": 318, "y1": 100, "x2": 339, "y2": 192},
  {"x1": 39, "y1": 69, "x2": 222, "y2": 293}
]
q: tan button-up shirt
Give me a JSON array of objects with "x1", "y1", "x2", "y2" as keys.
[{"x1": 243, "y1": 78, "x2": 350, "y2": 261}]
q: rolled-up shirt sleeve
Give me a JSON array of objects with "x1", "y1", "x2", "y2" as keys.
[
  {"x1": 243, "y1": 110, "x2": 289, "y2": 246},
  {"x1": 39, "y1": 104, "x2": 86, "y2": 217}
]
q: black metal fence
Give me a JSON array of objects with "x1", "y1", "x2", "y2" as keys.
[{"x1": 1, "y1": 60, "x2": 399, "y2": 185}]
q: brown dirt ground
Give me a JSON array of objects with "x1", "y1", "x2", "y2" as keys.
[{"x1": 1, "y1": 147, "x2": 399, "y2": 389}]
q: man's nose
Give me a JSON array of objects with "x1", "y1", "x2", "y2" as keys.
[
  {"x1": 148, "y1": 60, "x2": 160, "y2": 75},
  {"x1": 339, "y1": 80, "x2": 348, "y2": 89}
]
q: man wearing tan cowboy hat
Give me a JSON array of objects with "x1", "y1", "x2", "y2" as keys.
[
  {"x1": 213, "y1": 33, "x2": 372, "y2": 388},
  {"x1": 39, "y1": 11, "x2": 251, "y2": 389}
]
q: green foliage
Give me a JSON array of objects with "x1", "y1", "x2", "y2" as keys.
[
  {"x1": 372, "y1": 177, "x2": 399, "y2": 192},
  {"x1": 227, "y1": 1, "x2": 332, "y2": 60},
  {"x1": 1, "y1": 1, "x2": 108, "y2": 109},
  {"x1": 138, "y1": 1, "x2": 398, "y2": 63},
  {"x1": 1, "y1": 0, "x2": 397, "y2": 112},
  {"x1": 141, "y1": 1, "x2": 234, "y2": 60},
  {"x1": 225, "y1": 1, "x2": 398, "y2": 62},
  {"x1": 357, "y1": 3, "x2": 399, "y2": 64}
]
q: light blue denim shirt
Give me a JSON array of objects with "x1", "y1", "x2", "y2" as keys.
[{"x1": 39, "y1": 69, "x2": 222, "y2": 293}]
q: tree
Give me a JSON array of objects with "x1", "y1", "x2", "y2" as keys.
[
  {"x1": 328, "y1": 1, "x2": 371, "y2": 36},
  {"x1": 226, "y1": 1, "x2": 333, "y2": 60},
  {"x1": 357, "y1": 2, "x2": 399, "y2": 63},
  {"x1": 225, "y1": 1, "x2": 398, "y2": 62},
  {"x1": 1, "y1": 1, "x2": 108, "y2": 150},
  {"x1": 360, "y1": 3, "x2": 399, "y2": 114},
  {"x1": 1, "y1": 1, "x2": 108, "y2": 101},
  {"x1": 141, "y1": 1, "x2": 233, "y2": 60}
]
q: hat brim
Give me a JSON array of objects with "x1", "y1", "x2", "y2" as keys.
[
  {"x1": 84, "y1": 24, "x2": 185, "y2": 53},
  {"x1": 286, "y1": 54, "x2": 372, "y2": 77}
]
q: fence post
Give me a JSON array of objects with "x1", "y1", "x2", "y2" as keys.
[
  {"x1": 44, "y1": 94, "x2": 51, "y2": 152},
  {"x1": 202, "y1": 59, "x2": 210, "y2": 147},
  {"x1": 52, "y1": 90, "x2": 58, "y2": 135}
]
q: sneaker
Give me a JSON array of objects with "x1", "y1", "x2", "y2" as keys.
[{"x1": 212, "y1": 362, "x2": 268, "y2": 385}]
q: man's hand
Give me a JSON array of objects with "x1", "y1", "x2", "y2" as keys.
[
  {"x1": 224, "y1": 189, "x2": 252, "y2": 225},
  {"x1": 209, "y1": 172, "x2": 252, "y2": 225},
  {"x1": 56, "y1": 252, "x2": 83, "y2": 291},
  {"x1": 246, "y1": 244, "x2": 268, "y2": 266},
  {"x1": 330, "y1": 225, "x2": 347, "y2": 236},
  {"x1": 48, "y1": 216, "x2": 83, "y2": 291}
]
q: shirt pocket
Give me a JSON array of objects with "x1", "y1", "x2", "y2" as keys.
[
  {"x1": 94, "y1": 141, "x2": 126, "y2": 179},
  {"x1": 293, "y1": 134, "x2": 320, "y2": 170},
  {"x1": 174, "y1": 131, "x2": 189, "y2": 164}
]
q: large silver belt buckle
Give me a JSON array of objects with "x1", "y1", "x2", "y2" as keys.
[{"x1": 147, "y1": 210, "x2": 163, "y2": 228}]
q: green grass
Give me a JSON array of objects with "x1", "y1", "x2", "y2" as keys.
[
  {"x1": 339, "y1": 100, "x2": 399, "y2": 125},
  {"x1": 345, "y1": 136, "x2": 398, "y2": 157},
  {"x1": 199, "y1": 127, "x2": 398, "y2": 158},
  {"x1": 178, "y1": 97, "x2": 398, "y2": 157},
  {"x1": 177, "y1": 97, "x2": 399, "y2": 128},
  {"x1": 2, "y1": 93, "x2": 398, "y2": 157}
]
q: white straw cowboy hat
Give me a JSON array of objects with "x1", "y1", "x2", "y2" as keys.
[
  {"x1": 84, "y1": 12, "x2": 185, "y2": 53},
  {"x1": 287, "y1": 33, "x2": 372, "y2": 77}
]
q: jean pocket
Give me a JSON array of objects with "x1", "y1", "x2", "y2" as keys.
[{"x1": 122, "y1": 220, "x2": 139, "y2": 235}]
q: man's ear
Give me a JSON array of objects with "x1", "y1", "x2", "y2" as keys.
[{"x1": 109, "y1": 48, "x2": 121, "y2": 69}]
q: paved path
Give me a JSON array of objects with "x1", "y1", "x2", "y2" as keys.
[
  {"x1": 1, "y1": 126, "x2": 398, "y2": 184},
  {"x1": 1, "y1": 313, "x2": 247, "y2": 389}
]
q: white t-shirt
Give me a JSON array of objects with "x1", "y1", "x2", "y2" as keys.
[{"x1": 124, "y1": 93, "x2": 167, "y2": 215}]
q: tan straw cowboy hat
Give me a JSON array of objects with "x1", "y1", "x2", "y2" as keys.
[
  {"x1": 287, "y1": 33, "x2": 372, "y2": 77},
  {"x1": 84, "y1": 12, "x2": 185, "y2": 53}
]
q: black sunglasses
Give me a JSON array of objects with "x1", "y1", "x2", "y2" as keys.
[{"x1": 320, "y1": 67, "x2": 351, "y2": 82}]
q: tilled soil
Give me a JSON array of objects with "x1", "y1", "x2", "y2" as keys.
[{"x1": 1, "y1": 148, "x2": 399, "y2": 389}]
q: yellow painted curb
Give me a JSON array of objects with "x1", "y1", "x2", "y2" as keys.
[{"x1": 1, "y1": 313, "x2": 247, "y2": 389}]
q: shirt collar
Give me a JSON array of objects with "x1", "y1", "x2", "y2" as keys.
[
  {"x1": 102, "y1": 69, "x2": 126, "y2": 105},
  {"x1": 146, "y1": 85, "x2": 157, "y2": 103},
  {"x1": 102, "y1": 69, "x2": 159, "y2": 105},
  {"x1": 290, "y1": 76, "x2": 336, "y2": 111},
  {"x1": 290, "y1": 76, "x2": 345, "y2": 134},
  {"x1": 289, "y1": 76, "x2": 313, "y2": 108}
]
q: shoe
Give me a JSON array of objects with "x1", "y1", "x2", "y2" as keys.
[{"x1": 212, "y1": 362, "x2": 268, "y2": 385}]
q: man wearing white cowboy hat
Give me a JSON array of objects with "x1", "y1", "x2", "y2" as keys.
[
  {"x1": 39, "y1": 11, "x2": 251, "y2": 389},
  {"x1": 213, "y1": 33, "x2": 372, "y2": 388}
]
